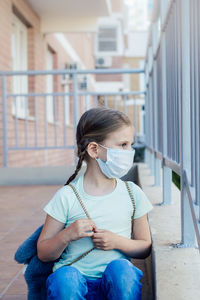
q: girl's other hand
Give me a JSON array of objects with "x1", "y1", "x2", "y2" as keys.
[
  {"x1": 92, "y1": 229, "x2": 117, "y2": 250},
  {"x1": 68, "y1": 219, "x2": 97, "y2": 241}
]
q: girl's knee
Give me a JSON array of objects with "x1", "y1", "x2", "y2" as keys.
[
  {"x1": 46, "y1": 266, "x2": 87, "y2": 299},
  {"x1": 47, "y1": 266, "x2": 82, "y2": 285},
  {"x1": 104, "y1": 259, "x2": 143, "y2": 282},
  {"x1": 102, "y1": 259, "x2": 143, "y2": 299}
]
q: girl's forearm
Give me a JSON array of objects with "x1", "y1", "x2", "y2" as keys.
[
  {"x1": 114, "y1": 235, "x2": 152, "y2": 259},
  {"x1": 37, "y1": 227, "x2": 72, "y2": 262}
]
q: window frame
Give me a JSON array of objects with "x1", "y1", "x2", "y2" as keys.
[{"x1": 11, "y1": 13, "x2": 28, "y2": 119}]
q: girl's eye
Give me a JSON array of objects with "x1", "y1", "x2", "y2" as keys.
[{"x1": 121, "y1": 143, "x2": 127, "y2": 147}]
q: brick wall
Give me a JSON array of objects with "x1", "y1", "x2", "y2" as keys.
[
  {"x1": 0, "y1": 0, "x2": 95, "y2": 168},
  {"x1": 96, "y1": 56, "x2": 123, "y2": 82}
]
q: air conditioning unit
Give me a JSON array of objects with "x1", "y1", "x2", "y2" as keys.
[{"x1": 95, "y1": 56, "x2": 112, "y2": 68}]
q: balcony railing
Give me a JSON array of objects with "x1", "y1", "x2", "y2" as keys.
[
  {"x1": 0, "y1": 68, "x2": 145, "y2": 167},
  {"x1": 145, "y1": 0, "x2": 200, "y2": 251}
]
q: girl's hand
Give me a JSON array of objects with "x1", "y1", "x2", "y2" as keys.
[
  {"x1": 92, "y1": 229, "x2": 117, "y2": 250},
  {"x1": 68, "y1": 219, "x2": 97, "y2": 241}
]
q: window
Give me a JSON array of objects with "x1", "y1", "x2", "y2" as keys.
[
  {"x1": 11, "y1": 14, "x2": 28, "y2": 119},
  {"x1": 46, "y1": 49, "x2": 54, "y2": 123},
  {"x1": 98, "y1": 27, "x2": 117, "y2": 52}
]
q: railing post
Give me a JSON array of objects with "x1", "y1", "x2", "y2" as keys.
[
  {"x1": 162, "y1": 164, "x2": 172, "y2": 204},
  {"x1": 123, "y1": 94, "x2": 127, "y2": 114},
  {"x1": 144, "y1": 88, "x2": 150, "y2": 166},
  {"x1": 154, "y1": 157, "x2": 161, "y2": 186},
  {"x1": 144, "y1": 147, "x2": 149, "y2": 166},
  {"x1": 153, "y1": 59, "x2": 161, "y2": 186},
  {"x1": 2, "y1": 76, "x2": 8, "y2": 167},
  {"x1": 161, "y1": 30, "x2": 172, "y2": 204},
  {"x1": 179, "y1": 0, "x2": 196, "y2": 246},
  {"x1": 149, "y1": 151, "x2": 154, "y2": 176},
  {"x1": 133, "y1": 95, "x2": 137, "y2": 141},
  {"x1": 73, "y1": 72, "x2": 78, "y2": 164}
]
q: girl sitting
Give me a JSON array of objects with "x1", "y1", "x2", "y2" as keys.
[{"x1": 37, "y1": 107, "x2": 153, "y2": 300}]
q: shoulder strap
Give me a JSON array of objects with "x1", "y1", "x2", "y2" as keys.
[
  {"x1": 124, "y1": 181, "x2": 136, "y2": 220},
  {"x1": 68, "y1": 183, "x2": 92, "y2": 220},
  {"x1": 69, "y1": 182, "x2": 136, "y2": 220},
  {"x1": 66, "y1": 183, "x2": 95, "y2": 266}
]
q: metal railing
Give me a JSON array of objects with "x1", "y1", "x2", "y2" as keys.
[
  {"x1": 145, "y1": 0, "x2": 200, "y2": 250},
  {"x1": 0, "y1": 68, "x2": 145, "y2": 167}
]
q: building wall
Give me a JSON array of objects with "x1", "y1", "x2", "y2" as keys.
[
  {"x1": 123, "y1": 57, "x2": 145, "y2": 93},
  {"x1": 0, "y1": 0, "x2": 95, "y2": 168},
  {"x1": 111, "y1": 0, "x2": 124, "y2": 12},
  {"x1": 66, "y1": 33, "x2": 95, "y2": 69}
]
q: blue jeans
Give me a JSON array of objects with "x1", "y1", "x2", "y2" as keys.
[{"x1": 46, "y1": 258, "x2": 143, "y2": 300}]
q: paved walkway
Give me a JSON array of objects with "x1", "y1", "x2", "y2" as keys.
[
  {"x1": 0, "y1": 175, "x2": 153, "y2": 299},
  {"x1": 139, "y1": 163, "x2": 200, "y2": 300}
]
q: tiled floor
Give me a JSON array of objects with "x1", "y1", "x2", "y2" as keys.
[
  {"x1": 0, "y1": 185, "x2": 61, "y2": 299},
  {"x1": 0, "y1": 184, "x2": 153, "y2": 300}
]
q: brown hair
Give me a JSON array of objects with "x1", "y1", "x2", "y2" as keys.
[{"x1": 64, "y1": 107, "x2": 131, "y2": 185}]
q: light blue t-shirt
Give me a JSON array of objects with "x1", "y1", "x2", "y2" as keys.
[{"x1": 44, "y1": 173, "x2": 153, "y2": 279}]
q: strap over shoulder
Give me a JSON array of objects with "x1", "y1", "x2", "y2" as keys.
[
  {"x1": 69, "y1": 181, "x2": 136, "y2": 220},
  {"x1": 68, "y1": 183, "x2": 92, "y2": 219},
  {"x1": 124, "y1": 181, "x2": 136, "y2": 220}
]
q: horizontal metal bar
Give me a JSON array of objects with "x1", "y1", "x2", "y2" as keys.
[
  {"x1": 146, "y1": 0, "x2": 175, "y2": 80},
  {"x1": 7, "y1": 145, "x2": 75, "y2": 150},
  {"x1": 155, "y1": 151, "x2": 163, "y2": 160},
  {"x1": 164, "y1": 157, "x2": 181, "y2": 176},
  {"x1": 7, "y1": 91, "x2": 145, "y2": 98},
  {"x1": 146, "y1": 144, "x2": 181, "y2": 175},
  {"x1": 145, "y1": 145, "x2": 154, "y2": 153},
  {"x1": 7, "y1": 92, "x2": 73, "y2": 98},
  {"x1": 145, "y1": 0, "x2": 174, "y2": 62},
  {"x1": 78, "y1": 91, "x2": 145, "y2": 96},
  {"x1": 0, "y1": 68, "x2": 145, "y2": 76},
  {"x1": 161, "y1": 0, "x2": 175, "y2": 33}
]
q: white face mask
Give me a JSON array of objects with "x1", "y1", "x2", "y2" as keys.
[{"x1": 96, "y1": 144, "x2": 135, "y2": 179}]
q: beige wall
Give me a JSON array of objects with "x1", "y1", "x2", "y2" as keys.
[
  {"x1": 66, "y1": 33, "x2": 95, "y2": 69},
  {"x1": 111, "y1": 0, "x2": 124, "y2": 12},
  {"x1": 123, "y1": 57, "x2": 144, "y2": 94}
]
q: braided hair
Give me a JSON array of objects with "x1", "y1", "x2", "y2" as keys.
[{"x1": 64, "y1": 107, "x2": 131, "y2": 185}]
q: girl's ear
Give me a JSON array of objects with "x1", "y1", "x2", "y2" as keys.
[{"x1": 87, "y1": 142, "x2": 99, "y2": 159}]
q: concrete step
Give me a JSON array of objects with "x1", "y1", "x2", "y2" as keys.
[{"x1": 138, "y1": 162, "x2": 200, "y2": 300}]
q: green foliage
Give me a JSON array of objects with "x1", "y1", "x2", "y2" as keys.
[{"x1": 172, "y1": 171, "x2": 181, "y2": 190}]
